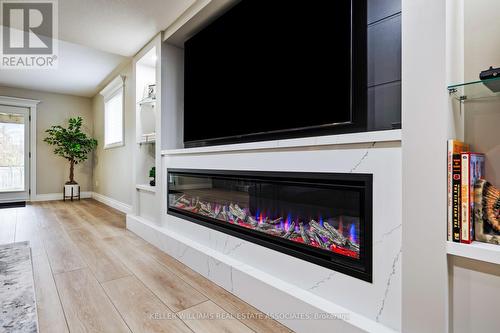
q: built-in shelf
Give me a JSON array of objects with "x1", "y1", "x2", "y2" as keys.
[
  {"x1": 137, "y1": 98, "x2": 156, "y2": 106},
  {"x1": 162, "y1": 129, "x2": 402, "y2": 156},
  {"x1": 137, "y1": 139, "x2": 155, "y2": 144},
  {"x1": 446, "y1": 241, "x2": 500, "y2": 265},
  {"x1": 138, "y1": 133, "x2": 156, "y2": 144},
  {"x1": 136, "y1": 184, "x2": 156, "y2": 193},
  {"x1": 448, "y1": 76, "x2": 500, "y2": 101}
]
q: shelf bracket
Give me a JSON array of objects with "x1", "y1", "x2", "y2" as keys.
[{"x1": 448, "y1": 87, "x2": 467, "y2": 102}]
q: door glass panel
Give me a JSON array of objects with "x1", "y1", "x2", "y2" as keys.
[{"x1": 0, "y1": 112, "x2": 25, "y2": 192}]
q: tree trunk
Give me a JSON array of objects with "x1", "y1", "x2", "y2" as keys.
[{"x1": 67, "y1": 159, "x2": 76, "y2": 184}]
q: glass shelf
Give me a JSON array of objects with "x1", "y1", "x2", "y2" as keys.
[
  {"x1": 448, "y1": 76, "x2": 500, "y2": 101},
  {"x1": 138, "y1": 132, "x2": 156, "y2": 144},
  {"x1": 137, "y1": 97, "x2": 156, "y2": 106},
  {"x1": 137, "y1": 139, "x2": 155, "y2": 144}
]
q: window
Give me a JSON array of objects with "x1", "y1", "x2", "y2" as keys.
[
  {"x1": 104, "y1": 90, "x2": 123, "y2": 147},
  {"x1": 100, "y1": 75, "x2": 125, "y2": 148}
]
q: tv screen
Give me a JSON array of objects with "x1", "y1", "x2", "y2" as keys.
[{"x1": 184, "y1": 0, "x2": 366, "y2": 147}]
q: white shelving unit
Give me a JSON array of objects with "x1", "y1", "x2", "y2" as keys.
[
  {"x1": 136, "y1": 85, "x2": 156, "y2": 144},
  {"x1": 447, "y1": 241, "x2": 500, "y2": 265},
  {"x1": 138, "y1": 132, "x2": 156, "y2": 144},
  {"x1": 439, "y1": 2, "x2": 500, "y2": 332},
  {"x1": 136, "y1": 184, "x2": 156, "y2": 193},
  {"x1": 130, "y1": 35, "x2": 162, "y2": 224},
  {"x1": 138, "y1": 98, "x2": 156, "y2": 106},
  {"x1": 137, "y1": 139, "x2": 156, "y2": 144}
]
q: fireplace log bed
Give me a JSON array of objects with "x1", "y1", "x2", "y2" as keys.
[{"x1": 171, "y1": 193, "x2": 361, "y2": 258}]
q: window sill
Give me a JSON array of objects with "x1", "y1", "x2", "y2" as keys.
[{"x1": 104, "y1": 142, "x2": 124, "y2": 150}]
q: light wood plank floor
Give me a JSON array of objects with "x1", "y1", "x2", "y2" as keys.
[{"x1": 0, "y1": 200, "x2": 292, "y2": 333}]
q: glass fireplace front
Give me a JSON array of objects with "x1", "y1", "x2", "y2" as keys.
[{"x1": 167, "y1": 169, "x2": 372, "y2": 282}]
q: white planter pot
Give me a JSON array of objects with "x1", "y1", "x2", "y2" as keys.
[{"x1": 64, "y1": 184, "x2": 80, "y2": 200}]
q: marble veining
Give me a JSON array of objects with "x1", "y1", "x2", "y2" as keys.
[
  {"x1": 223, "y1": 242, "x2": 243, "y2": 255},
  {"x1": 229, "y1": 266, "x2": 234, "y2": 292},
  {"x1": 158, "y1": 142, "x2": 402, "y2": 331},
  {"x1": 207, "y1": 256, "x2": 221, "y2": 277},
  {"x1": 0, "y1": 242, "x2": 37, "y2": 333},
  {"x1": 176, "y1": 244, "x2": 189, "y2": 260},
  {"x1": 308, "y1": 272, "x2": 336, "y2": 291},
  {"x1": 376, "y1": 249, "x2": 402, "y2": 322},
  {"x1": 350, "y1": 142, "x2": 376, "y2": 173},
  {"x1": 374, "y1": 224, "x2": 402, "y2": 246}
]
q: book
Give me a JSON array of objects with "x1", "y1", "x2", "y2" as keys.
[
  {"x1": 460, "y1": 153, "x2": 485, "y2": 244},
  {"x1": 447, "y1": 140, "x2": 469, "y2": 241},
  {"x1": 452, "y1": 154, "x2": 462, "y2": 242}
]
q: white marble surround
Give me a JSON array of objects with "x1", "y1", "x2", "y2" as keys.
[{"x1": 128, "y1": 133, "x2": 402, "y2": 332}]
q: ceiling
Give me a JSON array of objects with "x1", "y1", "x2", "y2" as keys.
[
  {"x1": 0, "y1": 40, "x2": 127, "y2": 97},
  {"x1": 58, "y1": 0, "x2": 195, "y2": 57},
  {"x1": 0, "y1": 0, "x2": 196, "y2": 97}
]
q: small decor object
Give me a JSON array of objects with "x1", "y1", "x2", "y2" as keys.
[
  {"x1": 144, "y1": 84, "x2": 156, "y2": 100},
  {"x1": 141, "y1": 132, "x2": 156, "y2": 143},
  {"x1": 149, "y1": 167, "x2": 156, "y2": 186},
  {"x1": 474, "y1": 179, "x2": 500, "y2": 244},
  {"x1": 44, "y1": 117, "x2": 97, "y2": 200},
  {"x1": 479, "y1": 66, "x2": 500, "y2": 92}
]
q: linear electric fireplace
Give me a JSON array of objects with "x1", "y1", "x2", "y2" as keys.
[{"x1": 167, "y1": 169, "x2": 372, "y2": 282}]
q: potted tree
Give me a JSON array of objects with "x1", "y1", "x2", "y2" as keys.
[
  {"x1": 44, "y1": 117, "x2": 97, "y2": 200},
  {"x1": 149, "y1": 166, "x2": 155, "y2": 186}
]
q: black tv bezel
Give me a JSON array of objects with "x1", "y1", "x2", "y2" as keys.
[{"x1": 183, "y1": 0, "x2": 367, "y2": 148}]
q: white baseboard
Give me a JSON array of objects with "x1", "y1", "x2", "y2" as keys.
[
  {"x1": 32, "y1": 191, "x2": 132, "y2": 214},
  {"x1": 33, "y1": 191, "x2": 92, "y2": 202},
  {"x1": 91, "y1": 192, "x2": 132, "y2": 214}
]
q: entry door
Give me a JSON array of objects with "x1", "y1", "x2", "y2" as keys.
[{"x1": 0, "y1": 105, "x2": 30, "y2": 203}]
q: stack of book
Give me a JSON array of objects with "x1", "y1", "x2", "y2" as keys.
[{"x1": 447, "y1": 140, "x2": 486, "y2": 243}]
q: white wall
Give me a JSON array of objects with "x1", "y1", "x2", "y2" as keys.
[
  {"x1": 92, "y1": 62, "x2": 135, "y2": 205},
  {"x1": 401, "y1": 0, "x2": 449, "y2": 332},
  {"x1": 464, "y1": 0, "x2": 500, "y2": 187},
  {"x1": 0, "y1": 85, "x2": 94, "y2": 194}
]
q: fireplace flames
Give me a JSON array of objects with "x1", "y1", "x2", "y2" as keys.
[{"x1": 171, "y1": 194, "x2": 360, "y2": 259}]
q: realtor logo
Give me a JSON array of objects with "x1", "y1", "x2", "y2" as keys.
[{"x1": 0, "y1": 0, "x2": 58, "y2": 68}]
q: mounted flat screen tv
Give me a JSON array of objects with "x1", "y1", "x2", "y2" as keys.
[{"x1": 184, "y1": 0, "x2": 367, "y2": 148}]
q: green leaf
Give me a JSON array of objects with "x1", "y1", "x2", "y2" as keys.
[{"x1": 43, "y1": 117, "x2": 98, "y2": 164}]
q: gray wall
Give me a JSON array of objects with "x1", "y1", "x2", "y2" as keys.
[
  {"x1": 0, "y1": 86, "x2": 94, "y2": 194},
  {"x1": 368, "y1": 0, "x2": 402, "y2": 130},
  {"x1": 92, "y1": 61, "x2": 135, "y2": 206}
]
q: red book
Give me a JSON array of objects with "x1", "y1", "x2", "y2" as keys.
[{"x1": 452, "y1": 154, "x2": 462, "y2": 242}]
